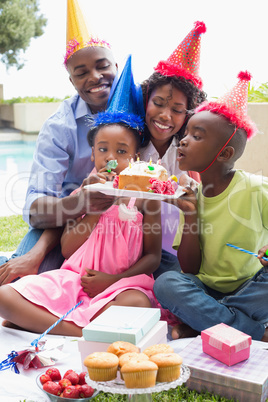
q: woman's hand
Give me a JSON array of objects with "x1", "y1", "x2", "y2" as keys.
[
  {"x1": 81, "y1": 269, "x2": 117, "y2": 298},
  {"x1": 258, "y1": 245, "x2": 268, "y2": 266}
]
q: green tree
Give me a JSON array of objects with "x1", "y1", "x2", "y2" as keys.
[
  {"x1": 0, "y1": 0, "x2": 47, "y2": 69},
  {"x1": 248, "y1": 82, "x2": 268, "y2": 102}
]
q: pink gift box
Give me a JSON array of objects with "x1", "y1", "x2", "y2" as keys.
[{"x1": 201, "y1": 323, "x2": 252, "y2": 366}]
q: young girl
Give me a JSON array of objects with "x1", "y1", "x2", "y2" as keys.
[{"x1": 0, "y1": 121, "x2": 163, "y2": 337}]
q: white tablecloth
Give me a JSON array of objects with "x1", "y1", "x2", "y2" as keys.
[
  {"x1": 1, "y1": 316, "x2": 266, "y2": 401},
  {"x1": 0, "y1": 317, "x2": 195, "y2": 401},
  {"x1": 0, "y1": 317, "x2": 83, "y2": 401}
]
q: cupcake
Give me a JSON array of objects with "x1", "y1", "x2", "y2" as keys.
[
  {"x1": 84, "y1": 352, "x2": 119, "y2": 381},
  {"x1": 119, "y1": 352, "x2": 149, "y2": 369},
  {"x1": 121, "y1": 360, "x2": 158, "y2": 388},
  {"x1": 150, "y1": 353, "x2": 183, "y2": 382},
  {"x1": 107, "y1": 341, "x2": 139, "y2": 357},
  {"x1": 143, "y1": 343, "x2": 174, "y2": 358},
  {"x1": 119, "y1": 352, "x2": 149, "y2": 380}
]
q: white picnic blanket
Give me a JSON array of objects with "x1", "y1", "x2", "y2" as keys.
[
  {"x1": 0, "y1": 317, "x2": 83, "y2": 401},
  {"x1": 0, "y1": 316, "x2": 266, "y2": 401},
  {"x1": 0, "y1": 316, "x2": 195, "y2": 401}
]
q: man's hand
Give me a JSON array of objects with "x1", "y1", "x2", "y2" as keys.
[
  {"x1": 80, "y1": 173, "x2": 117, "y2": 214},
  {"x1": 81, "y1": 269, "x2": 117, "y2": 298},
  {"x1": 0, "y1": 253, "x2": 41, "y2": 285}
]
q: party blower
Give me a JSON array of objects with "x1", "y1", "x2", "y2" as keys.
[{"x1": 0, "y1": 301, "x2": 83, "y2": 373}]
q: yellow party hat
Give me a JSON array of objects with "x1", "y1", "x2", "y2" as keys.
[{"x1": 65, "y1": 0, "x2": 111, "y2": 65}]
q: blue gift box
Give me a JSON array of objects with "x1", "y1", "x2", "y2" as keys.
[{"x1": 82, "y1": 306, "x2": 161, "y2": 344}]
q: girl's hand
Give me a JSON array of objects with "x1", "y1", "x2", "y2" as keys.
[
  {"x1": 81, "y1": 269, "x2": 117, "y2": 297},
  {"x1": 81, "y1": 173, "x2": 106, "y2": 187},
  {"x1": 98, "y1": 167, "x2": 117, "y2": 182},
  {"x1": 258, "y1": 245, "x2": 268, "y2": 266}
]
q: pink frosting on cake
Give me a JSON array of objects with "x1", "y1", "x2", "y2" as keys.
[{"x1": 149, "y1": 178, "x2": 175, "y2": 195}]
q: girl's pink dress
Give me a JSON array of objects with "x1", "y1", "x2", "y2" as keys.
[{"x1": 10, "y1": 201, "x2": 163, "y2": 327}]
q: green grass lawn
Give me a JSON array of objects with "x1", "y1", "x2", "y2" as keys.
[
  {"x1": 0, "y1": 215, "x2": 28, "y2": 251},
  {"x1": 2, "y1": 215, "x2": 235, "y2": 402},
  {"x1": 93, "y1": 386, "x2": 236, "y2": 401}
]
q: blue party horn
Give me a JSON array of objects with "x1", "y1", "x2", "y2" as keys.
[
  {"x1": 226, "y1": 243, "x2": 268, "y2": 262},
  {"x1": 31, "y1": 300, "x2": 83, "y2": 347}
]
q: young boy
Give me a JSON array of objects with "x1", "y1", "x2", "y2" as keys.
[
  {"x1": 154, "y1": 71, "x2": 268, "y2": 342},
  {"x1": 0, "y1": 0, "x2": 118, "y2": 283}
]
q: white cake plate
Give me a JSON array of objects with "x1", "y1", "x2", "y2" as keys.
[
  {"x1": 84, "y1": 182, "x2": 185, "y2": 201},
  {"x1": 86, "y1": 364, "x2": 190, "y2": 401}
]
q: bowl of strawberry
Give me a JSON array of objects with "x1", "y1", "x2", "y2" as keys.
[{"x1": 36, "y1": 367, "x2": 97, "y2": 401}]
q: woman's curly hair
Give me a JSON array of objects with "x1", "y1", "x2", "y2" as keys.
[{"x1": 140, "y1": 72, "x2": 207, "y2": 147}]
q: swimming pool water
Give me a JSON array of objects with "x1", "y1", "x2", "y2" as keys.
[
  {"x1": 0, "y1": 141, "x2": 36, "y2": 216},
  {"x1": 0, "y1": 141, "x2": 35, "y2": 172}
]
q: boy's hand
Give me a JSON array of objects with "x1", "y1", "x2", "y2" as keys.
[
  {"x1": 165, "y1": 186, "x2": 198, "y2": 215},
  {"x1": 179, "y1": 174, "x2": 199, "y2": 191},
  {"x1": 81, "y1": 269, "x2": 117, "y2": 297},
  {"x1": 257, "y1": 245, "x2": 268, "y2": 266}
]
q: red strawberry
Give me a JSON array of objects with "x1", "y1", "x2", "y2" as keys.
[
  {"x1": 78, "y1": 371, "x2": 87, "y2": 385},
  {"x1": 43, "y1": 381, "x2": 61, "y2": 396},
  {"x1": 64, "y1": 371, "x2": 79, "y2": 385},
  {"x1": 39, "y1": 373, "x2": 51, "y2": 385},
  {"x1": 63, "y1": 369, "x2": 74, "y2": 378},
  {"x1": 62, "y1": 385, "x2": 80, "y2": 398},
  {"x1": 45, "y1": 367, "x2": 61, "y2": 381},
  {"x1": 79, "y1": 384, "x2": 95, "y2": 397},
  {"x1": 59, "y1": 378, "x2": 72, "y2": 390}
]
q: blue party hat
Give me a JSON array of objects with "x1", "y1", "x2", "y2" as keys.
[{"x1": 93, "y1": 55, "x2": 145, "y2": 131}]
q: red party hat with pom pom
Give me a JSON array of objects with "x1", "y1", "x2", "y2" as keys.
[
  {"x1": 196, "y1": 71, "x2": 257, "y2": 139},
  {"x1": 154, "y1": 21, "x2": 206, "y2": 89}
]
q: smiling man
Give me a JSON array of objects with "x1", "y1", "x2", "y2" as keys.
[
  {"x1": 0, "y1": 0, "x2": 118, "y2": 282},
  {"x1": 25, "y1": 0, "x2": 118, "y2": 229}
]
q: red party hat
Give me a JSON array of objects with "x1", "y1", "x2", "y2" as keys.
[
  {"x1": 154, "y1": 21, "x2": 206, "y2": 89},
  {"x1": 196, "y1": 71, "x2": 257, "y2": 139}
]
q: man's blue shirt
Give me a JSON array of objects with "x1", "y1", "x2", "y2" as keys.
[{"x1": 23, "y1": 94, "x2": 95, "y2": 224}]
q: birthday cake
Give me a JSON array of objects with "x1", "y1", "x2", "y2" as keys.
[{"x1": 117, "y1": 161, "x2": 169, "y2": 192}]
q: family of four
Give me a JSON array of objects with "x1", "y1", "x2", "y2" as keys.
[{"x1": 0, "y1": 0, "x2": 267, "y2": 343}]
